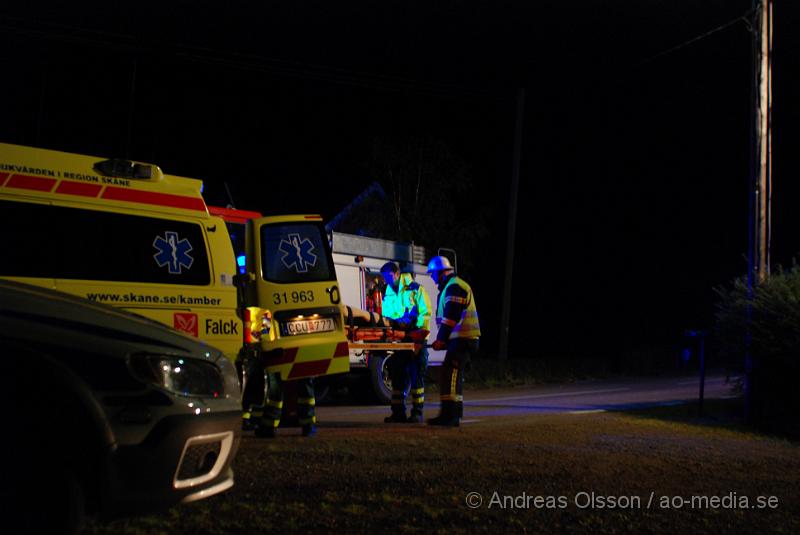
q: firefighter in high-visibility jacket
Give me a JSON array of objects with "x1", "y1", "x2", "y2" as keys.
[
  {"x1": 427, "y1": 256, "x2": 480, "y2": 427},
  {"x1": 380, "y1": 261, "x2": 432, "y2": 423}
]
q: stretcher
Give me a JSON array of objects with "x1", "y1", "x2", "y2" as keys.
[{"x1": 343, "y1": 305, "x2": 429, "y2": 353}]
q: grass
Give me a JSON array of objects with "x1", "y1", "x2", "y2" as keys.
[
  {"x1": 84, "y1": 398, "x2": 799, "y2": 535},
  {"x1": 463, "y1": 356, "x2": 614, "y2": 388},
  {"x1": 461, "y1": 351, "x2": 693, "y2": 389}
]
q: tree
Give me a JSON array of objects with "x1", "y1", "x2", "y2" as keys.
[{"x1": 332, "y1": 134, "x2": 492, "y2": 279}]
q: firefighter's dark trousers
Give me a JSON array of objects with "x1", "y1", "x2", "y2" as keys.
[
  {"x1": 262, "y1": 374, "x2": 316, "y2": 429},
  {"x1": 438, "y1": 338, "x2": 479, "y2": 419},
  {"x1": 240, "y1": 349, "x2": 266, "y2": 425},
  {"x1": 389, "y1": 347, "x2": 429, "y2": 418}
]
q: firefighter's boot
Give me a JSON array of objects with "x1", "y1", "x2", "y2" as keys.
[
  {"x1": 384, "y1": 410, "x2": 408, "y2": 423},
  {"x1": 427, "y1": 414, "x2": 459, "y2": 427},
  {"x1": 385, "y1": 387, "x2": 408, "y2": 422},
  {"x1": 408, "y1": 387, "x2": 424, "y2": 423},
  {"x1": 255, "y1": 426, "x2": 277, "y2": 438},
  {"x1": 427, "y1": 400, "x2": 459, "y2": 427},
  {"x1": 297, "y1": 381, "x2": 317, "y2": 437},
  {"x1": 243, "y1": 405, "x2": 265, "y2": 431}
]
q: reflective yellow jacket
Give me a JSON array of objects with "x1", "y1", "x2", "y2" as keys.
[
  {"x1": 381, "y1": 272, "x2": 432, "y2": 331},
  {"x1": 436, "y1": 275, "x2": 481, "y2": 340}
]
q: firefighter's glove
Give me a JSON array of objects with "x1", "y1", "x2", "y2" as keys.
[
  {"x1": 432, "y1": 339, "x2": 447, "y2": 351},
  {"x1": 400, "y1": 309, "x2": 418, "y2": 329},
  {"x1": 391, "y1": 319, "x2": 413, "y2": 331}
]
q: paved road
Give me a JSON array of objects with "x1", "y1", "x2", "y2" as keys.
[{"x1": 316, "y1": 373, "x2": 736, "y2": 426}]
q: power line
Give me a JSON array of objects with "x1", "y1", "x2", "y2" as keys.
[
  {"x1": 0, "y1": 14, "x2": 500, "y2": 101},
  {"x1": 637, "y1": 8, "x2": 756, "y2": 67}
]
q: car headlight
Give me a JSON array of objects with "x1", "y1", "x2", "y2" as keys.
[
  {"x1": 214, "y1": 354, "x2": 242, "y2": 401},
  {"x1": 129, "y1": 354, "x2": 224, "y2": 398}
]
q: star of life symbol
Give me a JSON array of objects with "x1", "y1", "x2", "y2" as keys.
[
  {"x1": 278, "y1": 233, "x2": 317, "y2": 273},
  {"x1": 153, "y1": 231, "x2": 194, "y2": 274}
]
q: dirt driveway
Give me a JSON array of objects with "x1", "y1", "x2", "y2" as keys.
[{"x1": 85, "y1": 379, "x2": 799, "y2": 535}]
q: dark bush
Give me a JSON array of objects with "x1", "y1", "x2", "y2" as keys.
[{"x1": 714, "y1": 264, "x2": 800, "y2": 435}]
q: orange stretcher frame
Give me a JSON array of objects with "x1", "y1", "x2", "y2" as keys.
[{"x1": 346, "y1": 326, "x2": 429, "y2": 353}]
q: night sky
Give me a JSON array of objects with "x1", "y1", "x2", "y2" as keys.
[{"x1": 2, "y1": 1, "x2": 798, "y2": 361}]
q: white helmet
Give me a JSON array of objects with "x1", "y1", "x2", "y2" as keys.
[{"x1": 427, "y1": 255, "x2": 453, "y2": 273}]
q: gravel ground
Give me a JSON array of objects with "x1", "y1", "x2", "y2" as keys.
[{"x1": 84, "y1": 400, "x2": 799, "y2": 534}]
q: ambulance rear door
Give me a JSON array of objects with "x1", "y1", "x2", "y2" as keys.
[{"x1": 245, "y1": 215, "x2": 349, "y2": 380}]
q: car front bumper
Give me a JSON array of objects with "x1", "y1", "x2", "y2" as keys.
[{"x1": 102, "y1": 410, "x2": 241, "y2": 515}]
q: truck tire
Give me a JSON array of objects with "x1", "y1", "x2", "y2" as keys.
[{"x1": 368, "y1": 352, "x2": 393, "y2": 404}]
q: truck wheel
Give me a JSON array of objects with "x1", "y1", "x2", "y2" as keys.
[{"x1": 368, "y1": 353, "x2": 393, "y2": 404}]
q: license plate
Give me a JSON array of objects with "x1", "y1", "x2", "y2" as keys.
[{"x1": 281, "y1": 318, "x2": 335, "y2": 336}]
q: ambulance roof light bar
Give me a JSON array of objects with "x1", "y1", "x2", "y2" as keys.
[{"x1": 94, "y1": 159, "x2": 158, "y2": 180}]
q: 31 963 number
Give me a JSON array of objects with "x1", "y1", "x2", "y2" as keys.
[{"x1": 273, "y1": 290, "x2": 315, "y2": 305}]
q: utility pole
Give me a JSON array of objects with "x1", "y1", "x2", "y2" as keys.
[
  {"x1": 754, "y1": 0, "x2": 773, "y2": 284},
  {"x1": 498, "y1": 88, "x2": 525, "y2": 361},
  {"x1": 746, "y1": 0, "x2": 772, "y2": 421}
]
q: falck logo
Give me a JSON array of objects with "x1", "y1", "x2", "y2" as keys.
[
  {"x1": 153, "y1": 231, "x2": 194, "y2": 274},
  {"x1": 174, "y1": 313, "x2": 199, "y2": 337},
  {"x1": 278, "y1": 233, "x2": 317, "y2": 273}
]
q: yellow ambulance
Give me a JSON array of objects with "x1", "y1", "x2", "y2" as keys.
[
  {"x1": 0, "y1": 143, "x2": 349, "y2": 380},
  {"x1": 0, "y1": 143, "x2": 242, "y2": 359}
]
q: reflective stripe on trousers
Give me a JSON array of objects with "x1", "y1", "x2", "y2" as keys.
[{"x1": 262, "y1": 374, "x2": 316, "y2": 427}]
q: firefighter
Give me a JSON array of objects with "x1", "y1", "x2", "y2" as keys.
[
  {"x1": 380, "y1": 261, "x2": 432, "y2": 423},
  {"x1": 255, "y1": 373, "x2": 317, "y2": 438},
  {"x1": 426, "y1": 256, "x2": 480, "y2": 427},
  {"x1": 239, "y1": 346, "x2": 266, "y2": 431}
]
